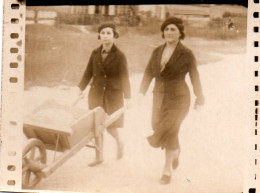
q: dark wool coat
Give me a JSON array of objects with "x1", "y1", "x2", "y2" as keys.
[
  {"x1": 139, "y1": 42, "x2": 204, "y2": 149},
  {"x1": 79, "y1": 44, "x2": 131, "y2": 128}
]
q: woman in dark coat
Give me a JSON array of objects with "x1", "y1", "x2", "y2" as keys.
[
  {"x1": 78, "y1": 22, "x2": 131, "y2": 166},
  {"x1": 139, "y1": 17, "x2": 204, "y2": 184}
]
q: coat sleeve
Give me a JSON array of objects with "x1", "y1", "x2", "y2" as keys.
[
  {"x1": 188, "y1": 51, "x2": 205, "y2": 104},
  {"x1": 139, "y1": 51, "x2": 154, "y2": 95},
  {"x1": 78, "y1": 52, "x2": 94, "y2": 91},
  {"x1": 120, "y1": 54, "x2": 131, "y2": 99}
]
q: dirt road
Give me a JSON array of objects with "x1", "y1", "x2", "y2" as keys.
[{"x1": 23, "y1": 53, "x2": 246, "y2": 193}]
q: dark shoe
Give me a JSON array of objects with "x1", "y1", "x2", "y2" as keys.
[
  {"x1": 159, "y1": 175, "x2": 171, "y2": 185},
  {"x1": 88, "y1": 160, "x2": 104, "y2": 167},
  {"x1": 172, "y1": 158, "x2": 179, "y2": 169}
]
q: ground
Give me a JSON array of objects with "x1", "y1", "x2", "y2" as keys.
[{"x1": 23, "y1": 52, "x2": 247, "y2": 193}]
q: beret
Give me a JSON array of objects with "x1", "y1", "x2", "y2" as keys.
[
  {"x1": 161, "y1": 16, "x2": 185, "y2": 39},
  {"x1": 98, "y1": 22, "x2": 119, "y2": 38}
]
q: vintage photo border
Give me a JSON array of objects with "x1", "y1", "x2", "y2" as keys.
[
  {"x1": 244, "y1": 0, "x2": 260, "y2": 192},
  {"x1": 0, "y1": 0, "x2": 25, "y2": 190},
  {"x1": 0, "y1": 0, "x2": 259, "y2": 192}
]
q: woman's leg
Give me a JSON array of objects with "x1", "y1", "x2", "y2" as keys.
[
  {"x1": 160, "y1": 148, "x2": 180, "y2": 184},
  {"x1": 163, "y1": 148, "x2": 179, "y2": 175},
  {"x1": 106, "y1": 127, "x2": 124, "y2": 159},
  {"x1": 172, "y1": 148, "x2": 180, "y2": 169}
]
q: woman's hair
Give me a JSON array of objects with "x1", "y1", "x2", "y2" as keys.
[
  {"x1": 161, "y1": 16, "x2": 185, "y2": 40},
  {"x1": 98, "y1": 22, "x2": 119, "y2": 39}
]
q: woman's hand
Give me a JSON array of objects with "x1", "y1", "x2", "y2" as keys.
[
  {"x1": 78, "y1": 88, "x2": 83, "y2": 96},
  {"x1": 136, "y1": 93, "x2": 145, "y2": 106},
  {"x1": 125, "y1": 98, "x2": 133, "y2": 109},
  {"x1": 72, "y1": 87, "x2": 85, "y2": 106},
  {"x1": 77, "y1": 87, "x2": 88, "y2": 98},
  {"x1": 194, "y1": 96, "x2": 205, "y2": 110},
  {"x1": 72, "y1": 86, "x2": 83, "y2": 96}
]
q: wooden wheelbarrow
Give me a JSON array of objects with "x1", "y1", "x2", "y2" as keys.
[{"x1": 22, "y1": 99, "x2": 125, "y2": 189}]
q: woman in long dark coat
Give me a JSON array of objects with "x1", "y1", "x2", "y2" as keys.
[
  {"x1": 78, "y1": 22, "x2": 131, "y2": 166},
  {"x1": 139, "y1": 17, "x2": 204, "y2": 184}
]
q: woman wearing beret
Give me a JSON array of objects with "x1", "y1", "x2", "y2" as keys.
[
  {"x1": 78, "y1": 22, "x2": 131, "y2": 166},
  {"x1": 139, "y1": 17, "x2": 204, "y2": 184}
]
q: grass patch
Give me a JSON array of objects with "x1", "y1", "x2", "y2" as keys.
[
  {"x1": 185, "y1": 17, "x2": 247, "y2": 40},
  {"x1": 25, "y1": 24, "x2": 246, "y2": 89}
]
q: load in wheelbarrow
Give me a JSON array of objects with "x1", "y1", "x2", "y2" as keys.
[{"x1": 22, "y1": 99, "x2": 125, "y2": 189}]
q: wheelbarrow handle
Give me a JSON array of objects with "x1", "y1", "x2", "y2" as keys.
[
  {"x1": 72, "y1": 93, "x2": 85, "y2": 107},
  {"x1": 104, "y1": 106, "x2": 126, "y2": 128}
]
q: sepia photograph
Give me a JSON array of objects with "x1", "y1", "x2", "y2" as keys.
[{"x1": 21, "y1": 4, "x2": 247, "y2": 193}]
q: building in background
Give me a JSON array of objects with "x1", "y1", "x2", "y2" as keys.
[
  {"x1": 138, "y1": 4, "x2": 246, "y2": 19},
  {"x1": 26, "y1": 4, "x2": 247, "y2": 28},
  {"x1": 26, "y1": 5, "x2": 139, "y2": 26}
]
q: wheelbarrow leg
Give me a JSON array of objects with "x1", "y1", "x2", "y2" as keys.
[
  {"x1": 95, "y1": 133, "x2": 103, "y2": 161},
  {"x1": 88, "y1": 134, "x2": 104, "y2": 167}
]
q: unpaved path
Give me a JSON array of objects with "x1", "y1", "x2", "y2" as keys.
[{"x1": 23, "y1": 53, "x2": 246, "y2": 193}]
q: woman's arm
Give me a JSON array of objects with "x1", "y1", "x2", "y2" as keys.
[
  {"x1": 120, "y1": 54, "x2": 131, "y2": 99},
  {"x1": 139, "y1": 52, "x2": 154, "y2": 95},
  {"x1": 78, "y1": 53, "x2": 94, "y2": 91},
  {"x1": 188, "y1": 51, "x2": 205, "y2": 106}
]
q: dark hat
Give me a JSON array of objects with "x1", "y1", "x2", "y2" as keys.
[
  {"x1": 98, "y1": 22, "x2": 119, "y2": 38},
  {"x1": 161, "y1": 16, "x2": 185, "y2": 39}
]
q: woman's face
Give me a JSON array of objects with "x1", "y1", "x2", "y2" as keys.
[
  {"x1": 163, "y1": 24, "x2": 180, "y2": 43},
  {"x1": 100, "y1": 27, "x2": 114, "y2": 45}
]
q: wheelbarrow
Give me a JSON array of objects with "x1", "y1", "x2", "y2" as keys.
[{"x1": 22, "y1": 99, "x2": 125, "y2": 189}]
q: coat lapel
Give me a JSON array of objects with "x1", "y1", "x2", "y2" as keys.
[
  {"x1": 161, "y1": 42, "x2": 185, "y2": 73},
  {"x1": 154, "y1": 44, "x2": 165, "y2": 76}
]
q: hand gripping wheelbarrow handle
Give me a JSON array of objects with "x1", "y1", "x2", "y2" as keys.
[{"x1": 72, "y1": 93, "x2": 85, "y2": 107}]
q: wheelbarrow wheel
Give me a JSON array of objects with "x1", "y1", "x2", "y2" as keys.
[{"x1": 22, "y1": 138, "x2": 47, "y2": 189}]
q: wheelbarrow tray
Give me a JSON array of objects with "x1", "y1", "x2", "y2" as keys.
[
  {"x1": 23, "y1": 99, "x2": 105, "y2": 152},
  {"x1": 22, "y1": 99, "x2": 125, "y2": 188}
]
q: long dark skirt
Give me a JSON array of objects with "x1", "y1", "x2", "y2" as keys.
[{"x1": 147, "y1": 104, "x2": 189, "y2": 150}]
